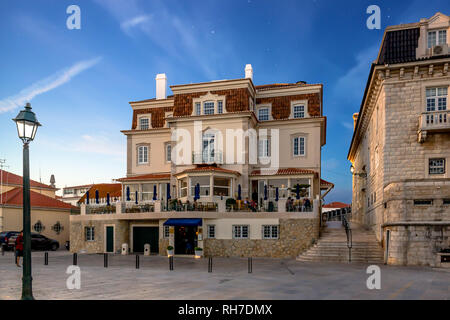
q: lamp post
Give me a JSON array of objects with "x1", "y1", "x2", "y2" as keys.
[
  {"x1": 350, "y1": 165, "x2": 367, "y2": 178},
  {"x1": 13, "y1": 103, "x2": 41, "y2": 300}
]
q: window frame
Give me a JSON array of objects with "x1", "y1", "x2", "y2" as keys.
[
  {"x1": 207, "y1": 225, "x2": 216, "y2": 239},
  {"x1": 293, "y1": 105, "x2": 306, "y2": 119},
  {"x1": 85, "y1": 226, "x2": 95, "y2": 242},
  {"x1": 292, "y1": 136, "x2": 306, "y2": 157},
  {"x1": 429, "y1": 158, "x2": 446, "y2": 175},
  {"x1": 428, "y1": 29, "x2": 447, "y2": 48},
  {"x1": 257, "y1": 107, "x2": 270, "y2": 121},
  {"x1": 262, "y1": 225, "x2": 279, "y2": 239},
  {"x1": 163, "y1": 225, "x2": 170, "y2": 238},
  {"x1": 426, "y1": 87, "x2": 448, "y2": 112},
  {"x1": 165, "y1": 143, "x2": 172, "y2": 163},
  {"x1": 203, "y1": 101, "x2": 215, "y2": 115},
  {"x1": 139, "y1": 117, "x2": 150, "y2": 130},
  {"x1": 233, "y1": 225, "x2": 249, "y2": 239},
  {"x1": 137, "y1": 145, "x2": 149, "y2": 165}
]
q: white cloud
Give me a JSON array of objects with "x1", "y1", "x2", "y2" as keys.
[
  {"x1": 333, "y1": 45, "x2": 378, "y2": 102},
  {"x1": 341, "y1": 121, "x2": 354, "y2": 130},
  {"x1": 120, "y1": 14, "x2": 152, "y2": 34},
  {"x1": 72, "y1": 134, "x2": 125, "y2": 157},
  {"x1": 0, "y1": 57, "x2": 102, "y2": 113},
  {"x1": 323, "y1": 158, "x2": 340, "y2": 171}
]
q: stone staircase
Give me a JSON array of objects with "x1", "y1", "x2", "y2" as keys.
[{"x1": 297, "y1": 221, "x2": 384, "y2": 264}]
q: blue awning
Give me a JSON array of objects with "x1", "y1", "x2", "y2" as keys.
[{"x1": 163, "y1": 218, "x2": 203, "y2": 227}]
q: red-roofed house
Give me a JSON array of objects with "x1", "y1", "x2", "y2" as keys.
[{"x1": 0, "y1": 170, "x2": 74, "y2": 244}]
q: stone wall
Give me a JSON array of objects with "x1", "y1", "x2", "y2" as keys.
[
  {"x1": 70, "y1": 219, "x2": 129, "y2": 254},
  {"x1": 203, "y1": 218, "x2": 319, "y2": 258}
]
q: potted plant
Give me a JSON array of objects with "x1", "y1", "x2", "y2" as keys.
[
  {"x1": 167, "y1": 245, "x2": 174, "y2": 257},
  {"x1": 194, "y1": 247, "x2": 203, "y2": 257},
  {"x1": 226, "y1": 198, "x2": 236, "y2": 212}
]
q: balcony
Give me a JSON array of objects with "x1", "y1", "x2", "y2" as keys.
[
  {"x1": 418, "y1": 111, "x2": 450, "y2": 142},
  {"x1": 192, "y1": 151, "x2": 223, "y2": 164}
]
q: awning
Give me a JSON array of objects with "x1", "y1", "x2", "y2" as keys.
[{"x1": 163, "y1": 218, "x2": 203, "y2": 227}]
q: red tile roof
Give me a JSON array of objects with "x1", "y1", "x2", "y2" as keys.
[
  {"x1": 115, "y1": 173, "x2": 171, "y2": 182},
  {"x1": 320, "y1": 179, "x2": 334, "y2": 187},
  {"x1": 323, "y1": 202, "x2": 351, "y2": 209},
  {"x1": 0, "y1": 169, "x2": 56, "y2": 190},
  {"x1": 176, "y1": 165, "x2": 241, "y2": 176},
  {"x1": 0, "y1": 187, "x2": 76, "y2": 210},
  {"x1": 77, "y1": 183, "x2": 122, "y2": 204},
  {"x1": 250, "y1": 168, "x2": 317, "y2": 176}
]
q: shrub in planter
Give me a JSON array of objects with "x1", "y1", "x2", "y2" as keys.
[
  {"x1": 167, "y1": 245, "x2": 174, "y2": 256},
  {"x1": 194, "y1": 247, "x2": 203, "y2": 257},
  {"x1": 226, "y1": 198, "x2": 236, "y2": 211}
]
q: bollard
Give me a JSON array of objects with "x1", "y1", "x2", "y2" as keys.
[
  {"x1": 169, "y1": 256, "x2": 174, "y2": 271},
  {"x1": 104, "y1": 253, "x2": 108, "y2": 268},
  {"x1": 44, "y1": 252, "x2": 48, "y2": 265},
  {"x1": 136, "y1": 255, "x2": 139, "y2": 269},
  {"x1": 73, "y1": 253, "x2": 78, "y2": 265},
  {"x1": 1, "y1": 245, "x2": 5, "y2": 256},
  {"x1": 208, "y1": 257, "x2": 213, "y2": 273},
  {"x1": 248, "y1": 257, "x2": 252, "y2": 273}
]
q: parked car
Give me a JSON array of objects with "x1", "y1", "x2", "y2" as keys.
[
  {"x1": 0, "y1": 231, "x2": 19, "y2": 251},
  {"x1": 7, "y1": 233, "x2": 59, "y2": 251}
]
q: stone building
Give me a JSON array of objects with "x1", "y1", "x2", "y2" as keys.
[
  {"x1": 348, "y1": 12, "x2": 450, "y2": 267},
  {"x1": 70, "y1": 64, "x2": 331, "y2": 258}
]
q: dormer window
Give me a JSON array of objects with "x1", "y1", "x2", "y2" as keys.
[
  {"x1": 204, "y1": 101, "x2": 215, "y2": 115},
  {"x1": 217, "y1": 100, "x2": 223, "y2": 114},
  {"x1": 293, "y1": 105, "x2": 305, "y2": 119},
  {"x1": 428, "y1": 30, "x2": 447, "y2": 48},
  {"x1": 258, "y1": 108, "x2": 270, "y2": 121},
  {"x1": 139, "y1": 117, "x2": 149, "y2": 130},
  {"x1": 195, "y1": 102, "x2": 201, "y2": 115}
]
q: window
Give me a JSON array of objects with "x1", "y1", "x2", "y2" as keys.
[
  {"x1": 85, "y1": 227, "x2": 95, "y2": 241},
  {"x1": 166, "y1": 144, "x2": 172, "y2": 162},
  {"x1": 258, "y1": 108, "x2": 269, "y2": 121},
  {"x1": 213, "y1": 177, "x2": 230, "y2": 196},
  {"x1": 207, "y1": 225, "x2": 216, "y2": 238},
  {"x1": 141, "y1": 183, "x2": 156, "y2": 201},
  {"x1": 164, "y1": 225, "x2": 170, "y2": 238},
  {"x1": 414, "y1": 200, "x2": 433, "y2": 206},
  {"x1": 190, "y1": 176, "x2": 210, "y2": 197},
  {"x1": 428, "y1": 30, "x2": 447, "y2": 48},
  {"x1": 443, "y1": 199, "x2": 450, "y2": 205},
  {"x1": 33, "y1": 220, "x2": 44, "y2": 233},
  {"x1": 426, "y1": 87, "x2": 447, "y2": 111},
  {"x1": 293, "y1": 105, "x2": 305, "y2": 119},
  {"x1": 179, "y1": 178, "x2": 188, "y2": 197},
  {"x1": 195, "y1": 102, "x2": 201, "y2": 116},
  {"x1": 258, "y1": 139, "x2": 270, "y2": 157},
  {"x1": 262, "y1": 225, "x2": 279, "y2": 239},
  {"x1": 293, "y1": 137, "x2": 305, "y2": 156},
  {"x1": 204, "y1": 101, "x2": 215, "y2": 115},
  {"x1": 217, "y1": 100, "x2": 223, "y2": 114},
  {"x1": 429, "y1": 158, "x2": 446, "y2": 175},
  {"x1": 139, "y1": 118, "x2": 149, "y2": 130},
  {"x1": 51, "y1": 221, "x2": 63, "y2": 235},
  {"x1": 233, "y1": 225, "x2": 249, "y2": 239},
  {"x1": 138, "y1": 146, "x2": 148, "y2": 164}
]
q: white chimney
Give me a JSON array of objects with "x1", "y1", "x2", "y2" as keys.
[
  {"x1": 155, "y1": 73, "x2": 167, "y2": 100},
  {"x1": 245, "y1": 64, "x2": 253, "y2": 80}
]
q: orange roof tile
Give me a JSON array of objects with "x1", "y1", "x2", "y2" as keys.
[
  {"x1": 0, "y1": 169, "x2": 56, "y2": 190},
  {"x1": 77, "y1": 183, "x2": 122, "y2": 204},
  {"x1": 0, "y1": 187, "x2": 76, "y2": 210},
  {"x1": 323, "y1": 202, "x2": 351, "y2": 209},
  {"x1": 250, "y1": 168, "x2": 317, "y2": 176},
  {"x1": 320, "y1": 179, "x2": 334, "y2": 186}
]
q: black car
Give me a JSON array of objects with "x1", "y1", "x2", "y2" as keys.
[
  {"x1": 0, "y1": 231, "x2": 19, "y2": 251},
  {"x1": 7, "y1": 233, "x2": 59, "y2": 251}
]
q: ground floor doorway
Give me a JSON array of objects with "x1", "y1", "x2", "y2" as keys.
[
  {"x1": 174, "y1": 226, "x2": 198, "y2": 255},
  {"x1": 132, "y1": 226, "x2": 159, "y2": 253}
]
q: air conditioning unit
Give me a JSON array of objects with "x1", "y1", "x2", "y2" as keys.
[{"x1": 432, "y1": 44, "x2": 449, "y2": 56}]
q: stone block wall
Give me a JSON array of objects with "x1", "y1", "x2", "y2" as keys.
[{"x1": 203, "y1": 218, "x2": 319, "y2": 258}]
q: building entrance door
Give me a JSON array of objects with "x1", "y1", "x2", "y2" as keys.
[{"x1": 174, "y1": 226, "x2": 198, "y2": 255}]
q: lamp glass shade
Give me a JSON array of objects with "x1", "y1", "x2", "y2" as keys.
[
  {"x1": 350, "y1": 165, "x2": 355, "y2": 174},
  {"x1": 12, "y1": 103, "x2": 41, "y2": 142}
]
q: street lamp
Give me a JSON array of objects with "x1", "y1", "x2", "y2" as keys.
[
  {"x1": 350, "y1": 165, "x2": 367, "y2": 178},
  {"x1": 13, "y1": 102, "x2": 41, "y2": 300}
]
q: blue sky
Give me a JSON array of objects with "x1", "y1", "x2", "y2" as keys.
[{"x1": 0, "y1": 0, "x2": 449, "y2": 202}]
